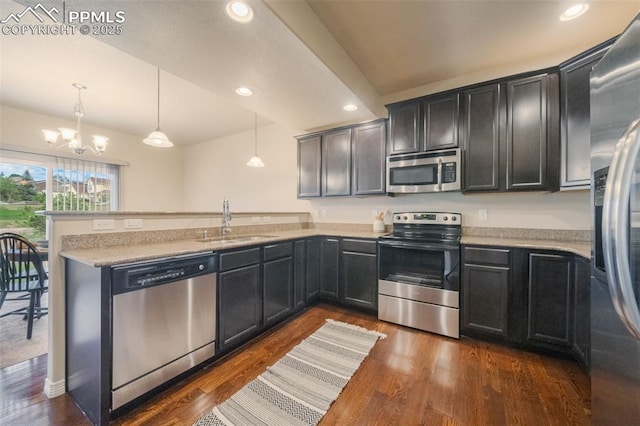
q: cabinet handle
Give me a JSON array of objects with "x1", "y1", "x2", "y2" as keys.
[{"x1": 603, "y1": 118, "x2": 640, "y2": 339}]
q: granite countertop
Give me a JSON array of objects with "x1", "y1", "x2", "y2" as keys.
[
  {"x1": 461, "y1": 236, "x2": 591, "y2": 259},
  {"x1": 60, "y1": 229, "x2": 389, "y2": 267}
]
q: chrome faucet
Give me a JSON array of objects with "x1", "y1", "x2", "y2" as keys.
[{"x1": 222, "y1": 198, "x2": 232, "y2": 236}]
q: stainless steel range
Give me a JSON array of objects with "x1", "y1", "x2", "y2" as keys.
[{"x1": 378, "y1": 212, "x2": 461, "y2": 338}]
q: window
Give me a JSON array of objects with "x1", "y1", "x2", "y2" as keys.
[{"x1": 0, "y1": 149, "x2": 121, "y2": 239}]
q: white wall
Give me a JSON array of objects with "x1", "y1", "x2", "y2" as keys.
[
  {"x1": 0, "y1": 105, "x2": 184, "y2": 211},
  {"x1": 183, "y1": 122, "x2": 591, "y2": 230},
  {"x1": 183, "y1": 122, "x2": 309, "y2": 212}
]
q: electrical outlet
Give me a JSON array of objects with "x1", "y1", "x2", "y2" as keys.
[
  {"x1": 252, "y1": 216, "x2": 261, "y2": 223},
  {"x1": 124, "y1": 219, "x2": 143, "y2": 229},
  {"x1": 321, "y1": 209, "x2": 327, "y2": 218},
  {"x1": 478, "y1": 209, "x2": 488, "y2": 221},
  {"x1": 262, "y1": 216, "x2": 271, "y2": 223},
  {"x1": 93, "y1": 219, "x2": 115, "y2": 230}
]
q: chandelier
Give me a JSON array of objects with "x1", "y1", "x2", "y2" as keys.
[{"x1": 42, "y1": 83, "x2": 108, "y2": 155}]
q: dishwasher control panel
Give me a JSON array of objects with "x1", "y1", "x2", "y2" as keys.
[{"x1": 111, "y1": 253, "x2": 218, "y2": 295}]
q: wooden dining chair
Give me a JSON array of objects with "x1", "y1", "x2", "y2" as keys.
[{"x1": 0, "y1": 232, "x2": 48, "y2": 339}]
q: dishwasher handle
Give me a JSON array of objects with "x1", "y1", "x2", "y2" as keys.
[{"x1": 112, "y1": 253, "x2": 218, "y2": 295}]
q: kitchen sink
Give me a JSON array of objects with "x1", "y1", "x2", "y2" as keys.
[{"x1": 195, "y1": 235, "x2": 276, "y2": 244}]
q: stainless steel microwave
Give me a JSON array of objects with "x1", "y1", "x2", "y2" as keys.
[{"x1": 386, "y1": 148, "x2": 461, "y2": 193}]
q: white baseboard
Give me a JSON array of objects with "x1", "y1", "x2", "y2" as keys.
[{"x1": 44, "y1": 377, "x2": 66, "y2": 398}]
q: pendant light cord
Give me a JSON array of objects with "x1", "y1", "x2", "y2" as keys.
[
  {"x1": 254, "y1": 112, "x2": 258, "y2": 155},
  {"x1": 156, "y1": 68, "x2": 161, "y2": 130}
]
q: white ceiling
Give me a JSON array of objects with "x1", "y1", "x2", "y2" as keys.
[{"x1": 1, "y1": 0, "x2": 639, "y2": 147}]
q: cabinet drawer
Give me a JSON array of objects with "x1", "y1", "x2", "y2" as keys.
[
  {"x1": 264, "y1": 242, "x2": 293, "y2": 261},
  {"x1": 464, "y1": 246, "x2": 510, "y2": 266},
  {"x1": 342, "y1": 239, "x2": 377, "y2": 254},
  {"x1": 220, "y1": 248, "x2": 261, "y2": 272}
]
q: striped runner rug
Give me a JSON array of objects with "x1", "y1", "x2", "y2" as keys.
[{"x1": 194, "y1": 319, "x2": 386, "y2": 426}]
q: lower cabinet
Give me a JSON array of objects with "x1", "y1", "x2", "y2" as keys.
[
  {"x1": 341, "y1": 239, "x2": 377, "y2": 310},
  {"x1": 462, "y1": 246, "x2": 514, "y2": 339},
  {"x1": 294, "y1": 240, "x2": 306, "y2": 310},
  {"x1": 306, "y1": 238, "x2": 321, "y2": 301},
  {"x1": 218, "y1": 248, "x2": 262, "y2": 353},
  {"x1": 263, "y1": 243, "x2": 294, "y2": 327},
  {"x1": 526, "y1": 252, "x2": 573, "y2": 349},
  {"x1": 462, "y1": 245, "x2": 589, "y2": 366},
  {"x1": 573, "y1": 257, "x2": 590, "y2": 367},
  {"x1": 320, "y1": 238, "x2": 340, "y2": 300}
]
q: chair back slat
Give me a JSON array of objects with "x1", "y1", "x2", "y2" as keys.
[{"x1": 0, "y1": 233, "x2": 47, "y2": 292}]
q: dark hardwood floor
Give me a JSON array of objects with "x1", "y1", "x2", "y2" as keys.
[{"x1": 1, "y1": 304, "x2": 590, "y2": 425}]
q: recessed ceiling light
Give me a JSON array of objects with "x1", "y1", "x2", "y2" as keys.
[
  {"x1": 225, "y1": 0, "x2": 254, "y2": 23},
  {"x1": 236, "y1": 86, "x2": 253, "y2": 96},
  {"x1": 343, "y1": 104, "x2": 358, "y2": 112},
  {"x1": 560, "y1": 3, "x2": 589, "y2": 21}
]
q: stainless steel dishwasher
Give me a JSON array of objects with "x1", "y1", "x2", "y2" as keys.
[{"x1": 110, "y1": 252, "x2": 217, "y2": 409}]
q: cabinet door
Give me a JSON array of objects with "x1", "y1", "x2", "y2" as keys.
[
  {"x1": 388, "y1": 102, "x2": 420, "y2": 155},
  {"x1": 264, "y1": 257, "x2": 293, "y2": 326},
  {"x1": 462, "y1": 264, "x2": 510, "y2": 337},
  {"x1": 506, "y1": 73, "x2": 559, "y2": 191},
  {"x1": 218, "y1": 264, "x2": 261, "y2": 352},
  {"x1": 424, "y1": 93, "x2": 460, "y2": 151},
  {"x1": 560, "y1": 48, "x2": 608, "y2": 189},
  {"x1": 463, "y1": 84, "x2": 503, "y2": 191},
  {"x1": 573, "y1": 257, "x2": 590, "y2": 367},
  {"x1": 341, "y1": 240, "x2": 377, "y2": 310},
  {"x1": 320, "y1": 238, "x2": 340, "y2": 299},
  {"x1": 527, "y1": 253, "x2": 572, "y2": 347},
  {"x1": 294, "y1": 240, "x2": 306, "y2": 310},
  {"x1": 322, "y1": 129, "x2": 352, "y2": 196},
  {"x1": 306, "y1": 239, "x2": 320, "y2": 300},
  {"x1": 352, "y1": 121, "x2": 387, "y2": 195},
  {"x1": 297, "y1": 135, "x2": 322, "y2": 198}
]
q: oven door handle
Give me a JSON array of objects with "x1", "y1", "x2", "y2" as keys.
[
  {"x1": 378, "y1": 240, "x2": 459, "y2": 251},
  {"x1": 437, "y1": 157, "x2": 443, "y2": 191}
]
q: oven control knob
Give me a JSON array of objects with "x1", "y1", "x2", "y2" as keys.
[
  {"x1": 443, "y1": 216, "x2": 448, "y2": 221},
  {"x1": 451, "y1": 216, "x2": 457, "y2": 221},
  {"x1": 395, "y1": 215, "x2": 401, "y2": 221},
  {"x1": 403, "y1": 215, "x2": 408, "y2": 220}
]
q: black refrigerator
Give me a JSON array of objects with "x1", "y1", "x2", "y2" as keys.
[{"x1": 590, "y1": 11, "x2": 640, "y2": 425}]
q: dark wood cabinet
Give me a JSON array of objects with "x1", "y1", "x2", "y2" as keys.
[
  {"x1": 573, "y1": 257, "x2": 590, "y2": 367},
  {"x1": 352, "y1": 120, "x2": 387, "y2": 195},
  {"x1": 340, "y1": 239, "x2": 377, "y2": 311},
  {"x1": 297, "y1": 120, "x2": 386, "y2": 198},
  {"x1": 320, "y1": 238, "x2": 340, "y2": 299},
  {"x1": 462, "y1": 84, "x2": 503, "y2": 191},
  {"x1": 263, "y1": 243, "x2": 294, "y2": 327},
  {"x1": 527, "y1": 252, "x2": 573, "y2": 348},
  {"x1": 306, "y1": 238, "x2": 321, "y2": 301},
  {"x1": 462, "y1": 72, "x2": 559, "y2": 193},
  {"x1": 297, "y1": 135, "x2": 322, "y2": 198},
  {"x1": 293, "y1": 240, "x2": 306, "y2": 310},
  {"x1": 388, "y1": 101, "x2": 420, "y2": 155},
  {"x1": 462, "y1": 246, "x2": 511, "y2": 338},
  {"x1": 218, "y1": 250, "x2": 262, "y2": 352},
  {"x1": 424, "y1": 93, "x2": 460, "y2": 150},
  {"x1": 560, "y1": 43, "x2": 610, "y2": 189},
  {"x1": 322, "y1": 129, "x2": 352, "y2": 196},
  {"x1": 506, "y1": 73, "x2": 559, "y2": 191}
]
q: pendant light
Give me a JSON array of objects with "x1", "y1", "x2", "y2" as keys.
[
  {"x1": 246, "y1": 112, "x2": 265, "y2": 167},
  {"x1": 143, "y1": 68, "x2": 173, "y2": 148}
]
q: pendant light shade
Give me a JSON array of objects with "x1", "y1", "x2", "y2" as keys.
[
  {"x1": 144, "y1": 68, "x2": 173, "y2": 148},
  {"x1": 247, "y1": 112, "x2": 265, "y2": 167}
]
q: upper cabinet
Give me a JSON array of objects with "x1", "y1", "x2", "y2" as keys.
[
  {"x1": 462, "y1": 72, "x2": 560, "y2": 193},
  {"x1": 423, "y1": 93, "x2": 460, "y2": 151},
  {"x1": 387, "y1": 93, "x2": 460, "y2": 155},
  {"x1": 387, "y1": 102, "x2": 420, "y2": 155},
  {"x1": 297, "y1": 119, "x2": 387, "y2": 198},
  {"x1": 297, "y1": 135, "x2": 322, "y2": 198},
  {"x1": 506, "y1": 73, "x2": 559, "y2": 191},
  {"x1": 560, "y1": 41, "x2": 612, "y2": 190}
]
